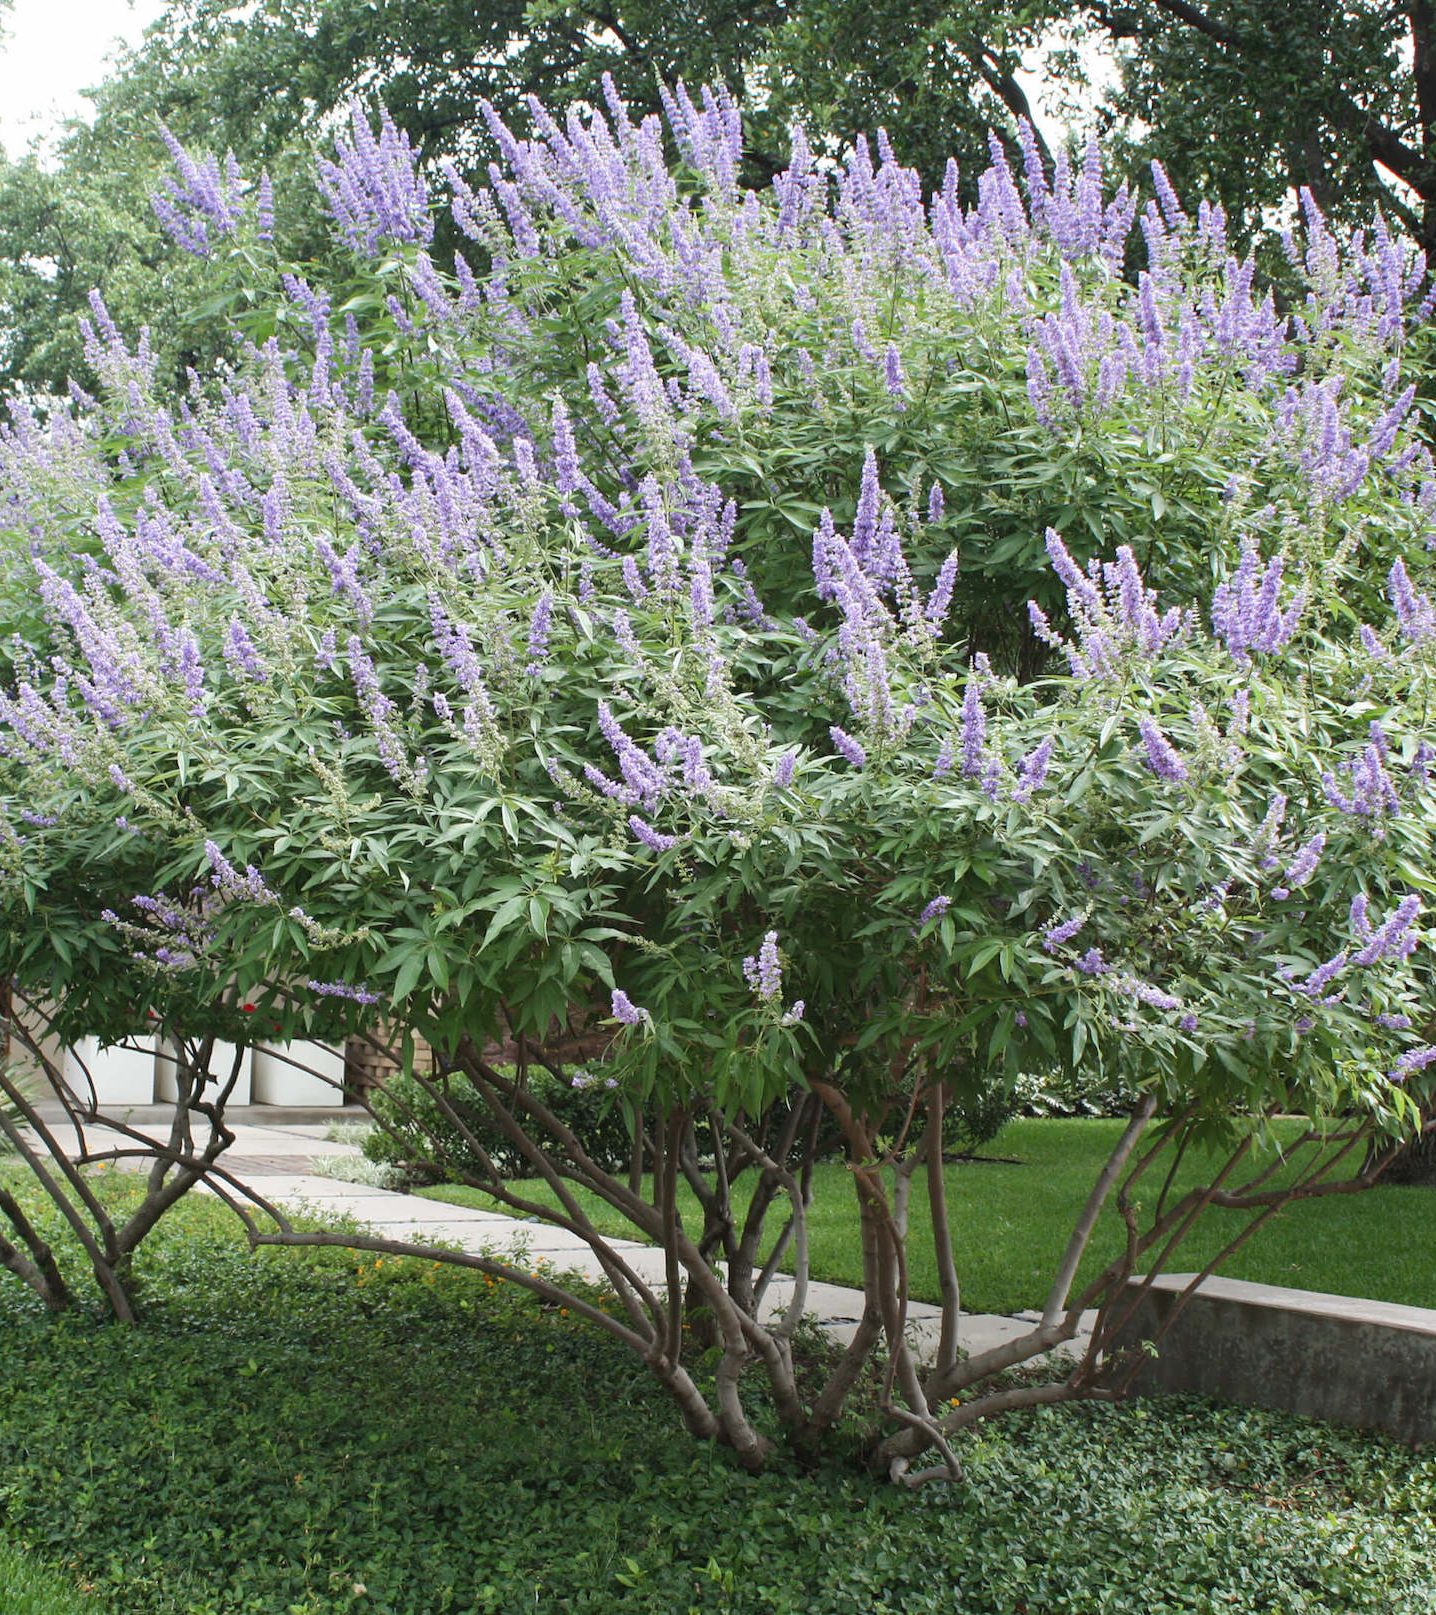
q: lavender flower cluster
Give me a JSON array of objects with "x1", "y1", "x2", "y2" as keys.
[
  {"x1": 1029, "y1": 531, "x2": 1184, "y2": 684},
  {"x1": 317, "y1": 103, "x2": 434, "y2": 256},
  {"x1": 3, "y1": 82, "x2": 1435, "y2": 1128},
  {"x1": 1211, "y1": 542, "x2": 1307, "y2": 663},
  {"x1": 150, "y1": 126, "x2": 245, "y2": 257}
]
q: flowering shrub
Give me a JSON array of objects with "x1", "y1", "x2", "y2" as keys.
[{"x1": 0, "y1": 84, "x2": 1433, "y2": 1472}]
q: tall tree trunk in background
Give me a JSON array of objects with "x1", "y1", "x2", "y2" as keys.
[{"x1": 1410, "y1": 1, "x2": 1436, "y2": 261}]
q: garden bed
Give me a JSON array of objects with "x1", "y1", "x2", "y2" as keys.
[{"x1": 0, "y1": 1176, "x2": 1431, "y2": 1614}]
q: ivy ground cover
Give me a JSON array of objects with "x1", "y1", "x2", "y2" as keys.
[{"x1": 0, "y1": 1175, "x2": 1432, "y2": 1615}]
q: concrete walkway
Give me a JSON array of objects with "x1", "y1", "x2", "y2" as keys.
[{"x1": 37, "y1": 1110, "x2": 1096, "y2": 1362}]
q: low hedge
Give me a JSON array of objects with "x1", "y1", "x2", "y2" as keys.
[
  {"x1": 361, "y1": 1062, "x2": 1030, "y2": 1188},
  {"x1": 362, "y1": 1066, "x2": 637, "y2": 1181}
]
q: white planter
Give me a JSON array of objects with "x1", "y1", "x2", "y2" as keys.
[
  {"x1": 62, "y1": 1036, "x2": 158, "y2": 1108},
  {"x1": 251, "y1": 1041, "x2": 346, "y2": 1107},
  {"x1": 156, "y1": 1039, "x2": 253, "y2": 1107}
]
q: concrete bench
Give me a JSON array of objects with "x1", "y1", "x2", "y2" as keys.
[{"x1": 1115, "y1": 1273, "x2": 1436, "y2": 1445}]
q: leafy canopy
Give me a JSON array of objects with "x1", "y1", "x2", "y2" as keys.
[{"x1": 1, "y1": 87, "x2": 1434, "y2": 1148}]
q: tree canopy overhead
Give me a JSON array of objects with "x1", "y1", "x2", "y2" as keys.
[{"x1": 1092, "y1": 2, "x2": 1435, "y2": 255}]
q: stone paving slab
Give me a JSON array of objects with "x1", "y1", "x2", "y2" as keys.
[
  {"x1": 214, "y1": 1173, "x2": 362, "y2": 1198},
  {"x1": 219, "y1": 1126, "x2": 360, "y2": 1157},
  {"x1": 1014, "y1": 1308, "x2": 1102, "y2": 1334},
  {"x1": 563, "y1": 1244, "x2": 680, "y2": 1288},
  {"x1": 250, "y1": 1152, "x2": 1098, "y2": 1358},
  {"x1": 19, "y1": 1120, "x2": 363, "y2": 1167},
  {"x1": 252, "y1": 1179, "x2": 516, "y2": 1223},
  {"x1": 310, "y1": 1199, "x2": 502, "y2": 1227},
  {"x1": 357, "y1": 1220, "x2": 555, "y2": 1253},
  {"x1": 758, "y1": 1276, "x2": 944, "y2": 1324}
]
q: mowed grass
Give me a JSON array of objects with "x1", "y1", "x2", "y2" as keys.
[
  {"x1": 420, "y1": 1116, "x2": 1435, "y2": 1315},
  {"x1": 0, "y1": 1538, "x2": 98, "y2": 1615}
]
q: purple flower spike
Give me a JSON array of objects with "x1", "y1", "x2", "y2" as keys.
[
  {"x1": 1352, "y1": 894, "x2": 1421, "y2": 967},
  {"x1": 1391, "y1": 1046, "x2": 1436, "y2": 1082},
  {"x1": 1043, "y1": 914, "x2": 1085, "y2": 953},
  {"x1": 204, "y1": 840, "x2": 279, "y2": 907},
  {"x1": 830, "y1": 726, "x2": 867, "y2": 770},
  {"x1": 919, "y1": 896, "x2": 951, "y2": 924},
  {"x1": 925, "y1": 552, "x2": 960, "y2": 631},
  {"x1": 1389, "y1": 558, "x2": 1436, "y2": 645},
  {"x1": 317, "y1": 102, "x2": 433, "y2": 257},
  {"x1": 222, "y1": 617, "x2": 268, "y2": 683},
  {"x1": 611, "y1": 989, "x2": 649, "y2": 1027},
  {"x1": 960, "y1": 669, "x2": 987, "y2": 779},
  {"x1": 742, "y1": 931, "x2": 784, "y2": 1001},
  {"x1": 1137, "y1": 717, "x2": 1188, "y2": 783},
  {"x1": 1130, "y1": 980, "x2": 1181, "y2": 1011},
  {"x1": 883, "y1": 343, "x2": 907, "y2": 402},
  {"x1": 307, "y1": 979, "x2": 382, "y2": 1006},
  {"x1": 1277, "y1": 832, "x2": 1325, "y2": 894},
  {"x1": 1295, "y1": 951, "x2": 1348, "y2": 999},
  {"x1": 1012, "y1": 737, "x2": 1055, "y2": 802},
  {"x1": 628, "y1": 815, "x2": 679, "y2": 853},
  {"x1": 150, "y1": 126, "x2": 244, "y2": 257},
  {"x1": 1212, "y1": 541, "x2": 1306, "y2": 662},
  {"x1": 526, "y1": 592, "x2": 554, "y2": 674}
]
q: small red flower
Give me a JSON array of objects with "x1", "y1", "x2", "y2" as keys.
[{"x1": 241, "y1": 1003, "x2": 256, "y2": 1013}]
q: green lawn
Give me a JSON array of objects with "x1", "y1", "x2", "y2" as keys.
[
  {"x1": 419, "y1": 1116, "x2": 1434, "y2": 1315},
  {"x1": 0, "y1": 1538, "x2": 98, "y2": 1615}
]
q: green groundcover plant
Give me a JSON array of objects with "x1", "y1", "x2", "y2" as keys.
[
  {"x1": 1, "y1": 85, "x2": 1434, "y2": 1474},
  {"x1": 0, "y1": 1179, "x2": 1433, "y2": 1615}
]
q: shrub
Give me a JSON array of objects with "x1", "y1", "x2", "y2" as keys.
[
  {"x1": 364, "y1": 1066, "x2": 635, "y2": 1181},
  {"x1": 0, "y1": 85, "x2": 1433, "y2": 1473},
  {"x1": 306, "y1": 1151, "x2": 404, "y2": 1190},
  {"x1": 1021, "y1": 1069, "x2": 1145, "y2": 1120}
]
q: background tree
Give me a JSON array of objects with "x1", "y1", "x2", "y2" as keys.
[
  {"x1": 0, "y1": 0, "x2": 782, "y2": 396},
  {"x1": 1086, "y1": 2, "x2": 1435, "y2": 257},
  {"x1": 755, "y1": 0, "x2": 1061, "y2": 185}
]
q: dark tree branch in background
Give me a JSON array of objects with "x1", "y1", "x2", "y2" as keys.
[
  {"x1": 960, "y1": 40, "x2": 1056, "y2": 173},
  {"x1": 1085, "y1": 0, "x2": 1436, "y2": 250},
  {"x1": 1146, "y1": 0, "x2": 1239, "y2": 47}
]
